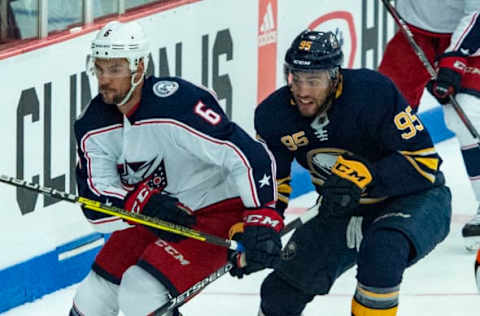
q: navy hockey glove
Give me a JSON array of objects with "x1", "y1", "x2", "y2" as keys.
[
  {"x1": 427, "y1": 54, "x2": 466, "y2": 105},
  {"x1": 228, "y1": 208, "x2": 284, "y2": 278},
  {"x1": 319, "y1": 155, "x2": 374, "y2": 219},
  {"x1": 124, "y1": 181, "x2": 196, "y2": 242}
]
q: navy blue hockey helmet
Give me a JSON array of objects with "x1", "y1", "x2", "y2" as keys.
[{"x1": 284, "y1": 30, "x2": 344, "y2": 71}]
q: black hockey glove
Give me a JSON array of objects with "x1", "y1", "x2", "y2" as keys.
[
  {"x1": 124, "y1": 181, "x2": 196, "y2": 242},
  {"x1": 426, "y1": 54, "x2": 466, "y2": 105},
  {"x1": 319, "y1": 154, "x2": 374, "y2": 219},
  {"x1": 228, "y1": 208, "x2": 284, "y2": 279}
]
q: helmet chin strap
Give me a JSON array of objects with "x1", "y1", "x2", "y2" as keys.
[{"x1": 116, "y1": 70, "x2": 144, "y2": 107}]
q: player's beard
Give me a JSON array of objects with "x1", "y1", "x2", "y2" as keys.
[
  {"x1": 100, "y1": 88, "x2": 128, "y2": 105},
  {"x1": 294, "y1": 80, "x2": 336, "y2": 117},
  {"x1": 111, "y1": 91, "x2": 128, "y2": 105}
]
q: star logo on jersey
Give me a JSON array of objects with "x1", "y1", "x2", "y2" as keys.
[{"x1": 259, "y1": 174, "x2": 271, "y2": 188}]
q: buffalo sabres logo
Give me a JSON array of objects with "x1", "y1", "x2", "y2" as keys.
[
  {"x1": 306, "y1": 148, "x2": 346, "y2": 182},
  {"x1": 153, "y1": 81, "x2": 179, "y2": 98}
]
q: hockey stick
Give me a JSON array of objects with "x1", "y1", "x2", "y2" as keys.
[
  {"x1": 380, "y1": 0, "x2": 480, "y2": 141},
  {"x1": 152, "y1": 200, "x2": 321, "y2": 315},
  {"x1": 0, "y1": 174, "x2": 244, "y2": 251}
]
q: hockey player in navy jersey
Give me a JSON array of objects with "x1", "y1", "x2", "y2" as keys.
[
  {"x1": 253, "y1": 30, "x2": 451, "y2": 316},
  {"x1": 70, "y1": 21, "x2": 282, "y2": 316},
  {"x1": 378, "y1": 0, "x2": 480, "y2": 250}
]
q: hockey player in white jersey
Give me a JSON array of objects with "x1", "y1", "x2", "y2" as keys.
[
  {"x1": 69, "y1": 21, "x2": 283, "y2": 316},
  {"x1": 379, "y1": 0, "x2": 480, "y2": 250}
]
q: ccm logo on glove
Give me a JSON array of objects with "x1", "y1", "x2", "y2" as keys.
[
  {"x1": 243, "y1": 209, "x2": 284, "y2": 231},
  {"x1": 332, "y1": 155, "x2": 373, "y2": 189},
  {"x1": 244, "y1": 213, "x2": 283, "y2": 229},
  {"x1": 128, "y1": 186, "x2": 154, "y2": 213}
]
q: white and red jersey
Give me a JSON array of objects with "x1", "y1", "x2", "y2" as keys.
[
  {"x1": 397, "y1": 0, "x2": 480, "y2": 56},
  {"x1": 379, "y1": 1, "x2": 480, "y2": 108},
  {"x1": 74, "y1": 76, "x2": 277, "y2": 233}
]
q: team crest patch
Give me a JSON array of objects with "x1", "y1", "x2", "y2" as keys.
[{"x1": 153, "y1": 81, "x2": 179, "y2": 98}]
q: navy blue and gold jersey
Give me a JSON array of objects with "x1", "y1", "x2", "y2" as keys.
[{"x1": 255, "y1": 68, "x2": 444, "y2": 215}]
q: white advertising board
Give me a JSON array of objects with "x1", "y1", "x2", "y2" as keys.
[{"x1": 0, "y1": 0, "x2": 260, "y2": 269}]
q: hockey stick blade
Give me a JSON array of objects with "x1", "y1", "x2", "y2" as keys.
[
  {"x1": 153, "y1": 202, "x2": 321, "y2": 315},
  {"x1": 380, "y1": 0, "x2": 480, "y2": 141},
  {"x1": 0, "y1": 174, "x2": 243, "y2": 251}
]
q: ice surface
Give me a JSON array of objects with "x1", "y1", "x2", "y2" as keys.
[{"x1": 2, "y1": 137, "x2": 479, "y2": 316}]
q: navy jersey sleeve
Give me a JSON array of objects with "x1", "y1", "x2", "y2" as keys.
[
  {"x1": 255, "y1": 100, "x2": 295, "y2": 216},
  {"x1": 362, "y1": 76, "x2": 444, "y2": 197},
  {"x1": 166, "y1": 82, "x2": 278, "y2": 211}
]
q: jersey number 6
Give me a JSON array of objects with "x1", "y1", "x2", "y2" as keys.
[{"x1": 195, "y1": 101, "x2": 222, "y2": 125}]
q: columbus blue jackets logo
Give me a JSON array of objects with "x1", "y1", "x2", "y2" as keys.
[
  {"x1": 153, "y1": 81, "x2": 179, "y2": 98},
  {"x1": 118, "y1": 158, "x2": 167, "y2": 190}
]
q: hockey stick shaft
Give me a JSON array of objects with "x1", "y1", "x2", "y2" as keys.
[
  {"x1": 380, "y1": 0, "x2": 480, "y2": 141},
  {"x1": 0, "y1": 174, "x2": 243, "y2": 251},
  {"x1": 153, "y1": 202, "x2": 321, "y2": 315}
]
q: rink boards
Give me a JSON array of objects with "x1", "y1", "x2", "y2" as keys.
[{"x1": 0, "y1": 0, "x2": 452, "y2": 312}]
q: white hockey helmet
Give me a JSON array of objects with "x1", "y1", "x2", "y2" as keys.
[
  {"x1": 88, "y1": 20, "x2": 150, "y2": 74},
  {"x1": 87, "y1": 21, "x2": 150, "y2": 106}
]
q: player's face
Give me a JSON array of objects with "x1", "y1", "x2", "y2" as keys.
[
  {"x1": 94, "y1": 58, "x2": 132, "y2": 105},
  {"x1": 288, "y1": 70, "x2": 332, "y2": 117}
]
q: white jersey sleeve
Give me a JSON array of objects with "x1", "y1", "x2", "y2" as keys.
[
  {"x1": 75, "y1": 103, "x2": 133, "y2": 234},
  {"x1": 397, "y1": 0, "x2": 480, "y2": 34},
  {"x1": 446, "y1": 10, "x2": 480, "y2": 56},
  {"x1": 167, "y1": 119, "x2": 277, "y2": 209}
]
